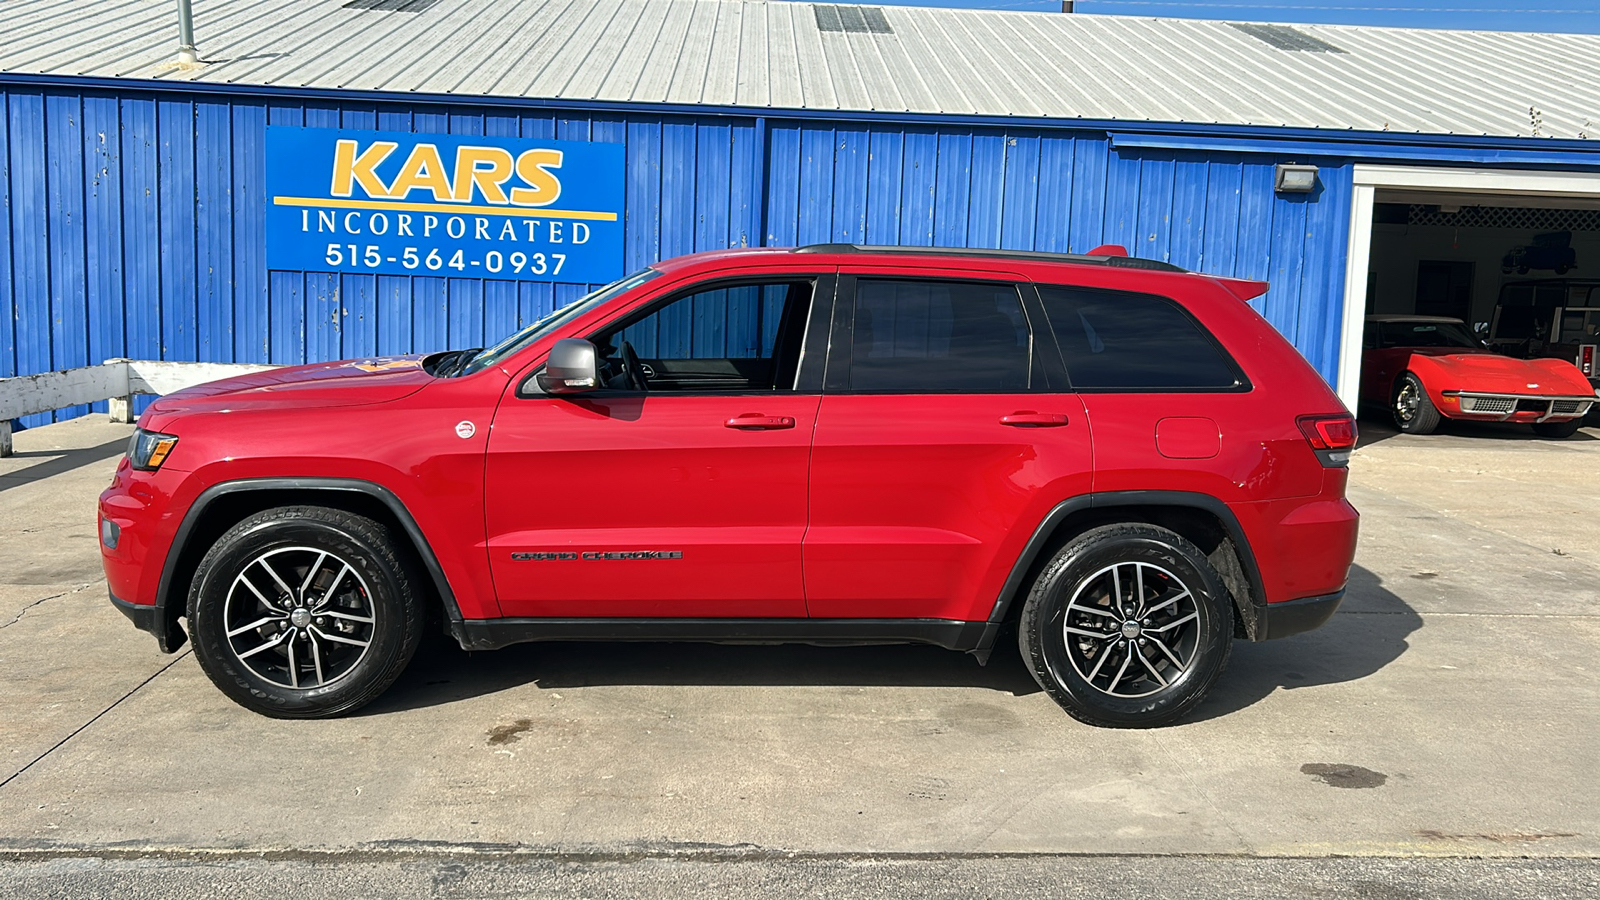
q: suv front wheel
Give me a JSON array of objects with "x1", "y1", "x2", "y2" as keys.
[
  {"x1": 186, "y1": 506, "x2": 425, "y2": 718},
  {"x1": 1019, "y1": 523, "x2": 1233, "y2": 728}
]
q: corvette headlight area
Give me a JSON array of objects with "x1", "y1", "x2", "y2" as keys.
[{"x1": 127, "y1": 429, "x2": 179, "y2": 471}]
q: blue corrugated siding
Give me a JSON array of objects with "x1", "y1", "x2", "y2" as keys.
[
  {"x1": 10, "y1": 91, "x2": 51, "y2": 427},
  {"x1": 1, "y1": 84, "x2": 1366, "y2": 427},
  {"x1": 84, "y1": 94, "x2": 126, "y2": 408}
]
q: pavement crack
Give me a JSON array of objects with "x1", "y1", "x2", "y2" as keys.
[
  {"x1": 0, "y1": 649, "x2": 191, "y2": 792},
  {"x1": 1152, "y1": 735, "x2": 1255, "y2": 855},
  {"x1": 0, "y1": 582, "x2": 98, "y2": 630}
]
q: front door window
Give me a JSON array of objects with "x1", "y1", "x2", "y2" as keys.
[{"x1": 591, "y1": 281, "x2": 815, "y2": 393}]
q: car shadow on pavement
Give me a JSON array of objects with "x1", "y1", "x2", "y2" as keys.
[
  {"x1": 363, "y1": 565, "x2": 1416, "y2": 720},
  {"x1": 0, "y1": 438, "x2": 129, "y2": 493},
  {"x1": 1188, "y1": 564, "x2": 1421, "y2": 722},
  {"x1": 1354, "y1": 414, "x2": 1402, "y2": 448},
  {"x1": 363, "y1": 629, "x2": 1044, "y2": 715}
]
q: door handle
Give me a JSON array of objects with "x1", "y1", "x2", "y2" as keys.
[
  {"x1": 724, "y1": 414, "x2": 796, "y2": 430},
  {"x1": 1000, "y1": 412, "x2": 1070, "y2": 427}
]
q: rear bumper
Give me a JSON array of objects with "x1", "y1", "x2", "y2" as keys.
[{"x1": 1248, "y1": 590, "x2": 1344, "y2": 641}]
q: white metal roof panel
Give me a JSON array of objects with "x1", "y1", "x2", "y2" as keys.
[{"x1": 4, "y1": 0, "x2": 1600, "y2": 140}]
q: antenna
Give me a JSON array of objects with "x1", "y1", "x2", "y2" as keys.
[{"x1": 176, "y1": 0, "x2": 199, "y2": 64}]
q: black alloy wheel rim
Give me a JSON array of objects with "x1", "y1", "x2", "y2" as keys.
[
  {"x1": 1060, "y1": 560, "x2": 1201, "y2": 698},
  {"x1": 222, "y1": 546, "x2": 377, "y2": 689}
]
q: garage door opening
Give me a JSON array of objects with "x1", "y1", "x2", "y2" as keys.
[{"x1": 1338, "y1": 166, "x2": 1600, "y2": 423}]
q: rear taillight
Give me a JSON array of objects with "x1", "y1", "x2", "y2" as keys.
[{"x1": 1297, "y1": 415, "x2": 1357, "y2": 467}]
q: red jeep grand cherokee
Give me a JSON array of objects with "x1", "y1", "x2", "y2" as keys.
[{"x1": 101, "y1": 245, "x2": 1359, "y2": 728}]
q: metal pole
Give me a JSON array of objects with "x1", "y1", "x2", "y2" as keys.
[
  {"x1": 1061, "y1": 1, "x2": 1075, "y2": 11},
  {"x1": 176, "y1": 0, "x2": 198, "y2": 63}
]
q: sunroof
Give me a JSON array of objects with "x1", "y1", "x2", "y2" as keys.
[
  {"x1": 814, "y1": 5, "x2": 894, "y2": 35},
  {"x1": 1229, "y1": 22, "x2": 1345, "y2": 54}
]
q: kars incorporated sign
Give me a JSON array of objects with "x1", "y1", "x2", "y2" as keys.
[{"x1": 265, "y1": 127, "x2": 624, "y2": 283}]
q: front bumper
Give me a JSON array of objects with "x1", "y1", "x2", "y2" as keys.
[
  {"x1": 109, "y1": 588, "x2": 187, "y2": 651},
  {"x1": 101, "y1": 458, "x2": 194, "y2": 653},
  {"x1": 109, "y1": 588, "x2": 160, "y2": 635},
  {"x1": 1447, "y1": 392, "x2": 1594, "y2": 422},
  {"x1": 1250, "y1": 590, "x2": 1344, "y2": 641}
]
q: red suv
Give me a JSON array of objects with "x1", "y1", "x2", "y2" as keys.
[{"x1": 101, "y1": 246, "x2": 1359, "y2": 728}]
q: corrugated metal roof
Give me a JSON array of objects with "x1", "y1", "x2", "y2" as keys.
[{"x1": 4, "y1": 0, "x2": 1599, "y2": 140}]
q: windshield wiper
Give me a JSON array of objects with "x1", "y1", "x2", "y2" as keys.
[{"x1": 435, "y1": 349, "x2": 482, "y2": 378}]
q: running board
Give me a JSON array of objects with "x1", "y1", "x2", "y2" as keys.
[{"x1": 450, "y1": 617, "x2": 999, "y2": 654}]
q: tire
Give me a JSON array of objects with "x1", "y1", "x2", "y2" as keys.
[
  {"x1": 186, "y1": 506, "x2": 424, "y2": 718},
  {"x1": 1533, "y1": 418, "x2": 1583, "y2": 438},
  {"x1": 1018, "y1": 523, "x2": 1234, "y2": 728},
  {"x1": 1392, "y1": 373, "x2": 1442, "y2": 434}
]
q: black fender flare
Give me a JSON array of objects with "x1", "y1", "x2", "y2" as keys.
[
  {"x1": 983, "y1": 490, "x2": 1271, "y2": 644},
  {"x1": 151, "y1": 477, "x2": 464, "y2": 652}
]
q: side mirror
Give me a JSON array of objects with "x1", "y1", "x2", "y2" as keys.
[
  {"x1": 535, "y1": 338, "x2": 600, "y2": 394},
  {"x1": 1474, "y1": 322, "x2": 1489, "y2": 334}
]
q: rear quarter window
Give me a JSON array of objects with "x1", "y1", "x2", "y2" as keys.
[{"x1": 1037, "y1": 285, "x2": 1244, "y2": 391}]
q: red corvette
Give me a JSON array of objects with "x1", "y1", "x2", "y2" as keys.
[{"x1": 1362, "y1": 315, "x2": 1596, "y2": 437}]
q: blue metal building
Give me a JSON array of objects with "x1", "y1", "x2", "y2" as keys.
[{"x1": 4, "y1": 0, "x2": 1600, "y2": 427}]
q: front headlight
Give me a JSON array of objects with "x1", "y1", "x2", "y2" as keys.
[{"x1": 127, "y1": 429, "x2": 179, "y2": 471}]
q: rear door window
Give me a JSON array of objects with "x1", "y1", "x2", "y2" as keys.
[
  {"x1": 1036, "y1": 286, "x2": 1243, "y2": 391},
  {"x1": 845, "y1": 279, "x2": 1033, "y2": 392}
]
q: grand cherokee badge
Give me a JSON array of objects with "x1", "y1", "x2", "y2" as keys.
[{"x1": 512, "y1": 550, "x2": 682, "y2": 560}]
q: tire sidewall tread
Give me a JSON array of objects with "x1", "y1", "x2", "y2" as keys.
[
  {"x1": 186, "y1": 505, "x2": 423, "y2": 719},
  {"x1": 1393, "y1": 372, "x2": 1442, "y2": 435},
  {"x1": 1018, "y1": 522, "x2": 1233, "y2": 729},
  {"x1": 1533, "y1": 418, "x2": 1582, "y2": 439}
]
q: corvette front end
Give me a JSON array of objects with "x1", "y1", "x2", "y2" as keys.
[{"x1": 1442, "y1": 390, "x2": 1595, "y2": 422}]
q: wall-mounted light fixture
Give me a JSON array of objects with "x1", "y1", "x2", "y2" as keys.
[{"x1": 1274, "y1": 163, "x2": 1319, "y2": 193}]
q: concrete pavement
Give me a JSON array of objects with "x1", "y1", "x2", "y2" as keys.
[{"x1": 1, "y1": 415, "x2": 1597, "y2": 872}]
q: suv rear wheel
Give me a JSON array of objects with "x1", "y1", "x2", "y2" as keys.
[
  {"x1": 1019, "y1": 523, "x2": 1233, "y2": 728},
  {"x1": 186, "y1": 506, "x2": 424, "y2": 718}
]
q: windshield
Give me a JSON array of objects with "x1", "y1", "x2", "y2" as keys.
[
  {"x1": 1378, "y1": 320, "x2": 1481, "y2": 350},
  {"x1": 459, "y1": 268, "x2": 660, "y2": 375}
]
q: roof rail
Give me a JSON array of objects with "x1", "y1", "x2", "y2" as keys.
[{"x1": 792, "y1": 244, "x2": 1187, "y2": 273}]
